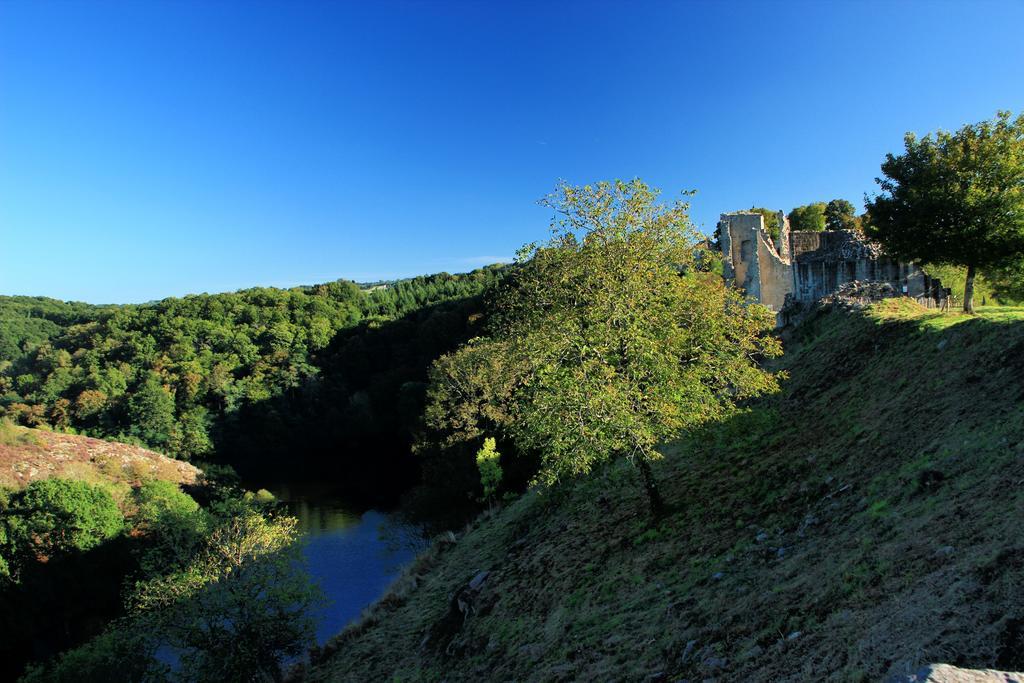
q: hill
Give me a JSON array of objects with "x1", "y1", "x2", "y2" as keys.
[
  {"x1": 0, "y1": 422, "x2": 201, "y2": 490},
  {"x1": 304, "y1": 301, "x2": 1024, "y2": 682},
  {"x1": 0, "y1": 266, "x2": 506, "y2": 496}
]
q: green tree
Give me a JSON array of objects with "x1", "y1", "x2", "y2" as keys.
[
  {"x1": 19, "y1": 497, "x2": 320, "y2": 683},
  {"x1": 0, "y1": 487, "x2": 11, "y2": 582},
  {"x1": 18, "y1": 621, "x2": 169, "y2": 683},
  {"x1": 748, "y1": 207, "x2": 782, "y2": 242},
  {"x1": 425, "y1": 180, "x2": 781, "y2": 515},
  {"x1": 475, "y1": 437, "x2": 503, "y2": 505},
  {"x1": 131, "y1": 480, "x2": 208, "y2": 576},
  {"x1": 129, "y1": 499, "x2": 321, "y2": 682},
  {"x1": 825, "y1": 198, "x2": 858, "y2": 231},
  {"x1": 866, "y1": 111, "x2": 1024, "y2": 313},
  {"x1": 788, "y1": 202, "x2": 827, "y2": 231},
  {"x1": 2, "y1": 479, "x2": 123, "y2": 579},
  {"x1": 168, "y1": 407, "x2": 213, "y2": 460},
  {"x1": 987, "y1": 257, "x2": 1024, "y2": 302},
  {"x1": 128, "y1": 374, "x2": 176, "y2": 450}
]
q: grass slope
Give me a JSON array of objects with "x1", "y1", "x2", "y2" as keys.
[
  {"x1": 305, "y1": 302, "x2": 1024, "y2": 682},
  {"x1": 0, "y1": 422, "x2": 201, "y2": 490}
]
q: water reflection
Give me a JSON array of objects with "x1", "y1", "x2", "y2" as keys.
[{"x1": 267, "y1": 481, "x2": 428, "y2": 644}]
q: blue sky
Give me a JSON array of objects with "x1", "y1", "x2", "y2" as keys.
[{"x1": 2, "y1": 0, "x2": 1022, "y2": 303}]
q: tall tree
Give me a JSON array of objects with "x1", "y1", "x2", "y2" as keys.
[
  {"x1": 866, "y1": 111, "x2": 1024, "y2": 313},
  {"x1": 424, "y1": 180, "x2": 781, "y2": 515},
  {"x1": 825, "y1": 199, "x2": 858, "y2": 231},
  {"x1": 128, "y1": 374, "x2": 177, "y2": 449},
  {"x1": 788, "y1": 202, "x2": 827, "y2": 231}
]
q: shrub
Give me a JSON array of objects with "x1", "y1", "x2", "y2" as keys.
[
  {"x1": 476, "y1": 437, "x2": 503, "y2": 504},
  {"x1": 130, "y1": 480, "x2": 207, "y2": 576},
  {"x1": 2, "y1": 478, "x2": 124, "y2": 579},
  {"x1": 18, "y1": 620, "x2": 168, "y2": 683}
]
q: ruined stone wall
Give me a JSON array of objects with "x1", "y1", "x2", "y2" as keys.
[
  {"x1": 756, "y1": 232, "x2": 793, "y2": 311},
  {"x1": 789, "y1": 230, "x2": 927, "y2": 302},
  {"x1": 774, "y1": 210, "x2": 790, "y2": 262},
  {"x1": 719, "y1": 214, "x2": 927, "y2": 323},
  {"x1": 718, "y1": 212, "x2": 793, "y2": 313}
]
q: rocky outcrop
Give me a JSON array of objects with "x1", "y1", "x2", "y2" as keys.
[{"x1": 891, "y1": 663, "x2": 1024, "y2": 682}]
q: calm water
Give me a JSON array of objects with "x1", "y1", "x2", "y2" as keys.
[{"x1": 266, "y1": 482, "x2": 429, "y2": 644}]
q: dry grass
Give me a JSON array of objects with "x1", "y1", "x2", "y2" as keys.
[
  {"x1": 0, "y1": 427, "x2": 201, "y2": 490},
  {"x1": 0, "y1": 418, "x2": 41, "y2": 448}
]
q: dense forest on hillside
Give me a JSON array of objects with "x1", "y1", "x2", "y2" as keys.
[
  {"x1": 0, "y1": 268, "x2": 507, "y2": 677},
  {"x1": 0, "y1": 267, "x2": 506, "y2": 496}
]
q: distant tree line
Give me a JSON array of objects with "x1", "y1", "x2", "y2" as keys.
[
  {"x1": 785, "y1": 199, "x2": 862, "y2": 232},
  {"x1": 736, "y1": 201, "x2": 864, "y2": 243},
  {"x1": 0, "y1": 266, "x2": 507, "y2": 492}
]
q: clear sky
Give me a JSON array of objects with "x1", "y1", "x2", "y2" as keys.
[{"x1": 2, "y1": 0, "x2": 1022, "y2": 303}]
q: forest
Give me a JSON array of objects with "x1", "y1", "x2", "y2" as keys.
[
  {"x1": 0, "y1": 266, "x2": 506, "y2": 500},
  {"x1": 0, "y1": 266, "x2": 508, "y2": 680}
]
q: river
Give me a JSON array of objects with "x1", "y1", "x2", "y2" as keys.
[{"x1": 266, "y1": 481, "x2": 429, "y2": 644}]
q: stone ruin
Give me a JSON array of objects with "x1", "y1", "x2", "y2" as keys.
[{"x1": 717, "y1": 211, "x2": 948, "y2": 325}]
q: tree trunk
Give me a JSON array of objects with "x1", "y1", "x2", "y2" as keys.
[
  {"x1": 964, "y1": 263, "x2": 977, "y2": 314},
  {"x1": 636, "y1": 458, "x2": 665, "y2": 518}
]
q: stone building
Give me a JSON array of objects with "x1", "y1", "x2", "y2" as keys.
[{"x1": 717, "y1": 211, "x2": 928, "y2": 322}]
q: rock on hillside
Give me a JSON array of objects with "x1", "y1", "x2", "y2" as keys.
[
  {"x1": 892, "y1": 663, "x2": 1024, "y2": 682},
  {"x1": 0, "y1": 427, "x2": 201, "y2": 489}
]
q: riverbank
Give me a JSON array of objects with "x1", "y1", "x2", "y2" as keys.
[{"x1": 261, "y1": 479, "x2": 428, "y2": 644}]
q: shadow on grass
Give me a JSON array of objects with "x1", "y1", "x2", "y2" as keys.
[{"x1": 0, "y1": 535, "x2": 135, "y2": 681}]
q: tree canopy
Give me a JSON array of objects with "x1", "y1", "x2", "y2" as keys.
[
  {"x1": 866, "y1": 111, "x2": 1024, "y2": 313},
  {"x1": 1, "y1": 479, "x2": 123, "y2": 580},
  {"x1": 15, "y1": 486, "x2": 321, "y2": 683},
  {"x1": 788, "y1": 202, "x2": 827, "y2": 231},
  {"x1": 423, "y1": 180, "x2": 781, "y2": 513},
  {"x1": 825, "y1": 199, "x2": 858, "y2": 231},
  {"x1": 0, "y1": 267, "x2": 506, "y2": 480},
  {"x1": 748, "y1": 207, "x2": 782, "y2": 242},
  {"x1": 987, "y1": 257, "x2": 1024, "y2": 302}
]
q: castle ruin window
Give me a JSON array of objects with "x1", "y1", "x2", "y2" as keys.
[{"x1": 739, "y1": 240, "x2": 752, "y2": 262}]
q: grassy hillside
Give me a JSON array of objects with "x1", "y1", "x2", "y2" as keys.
[
  {"x1": 0, "y1": 421, "x2": 201, "y2": 490},
  {"x1": 304, "y1": 301, "x2": 1024, "y2": 682}
]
